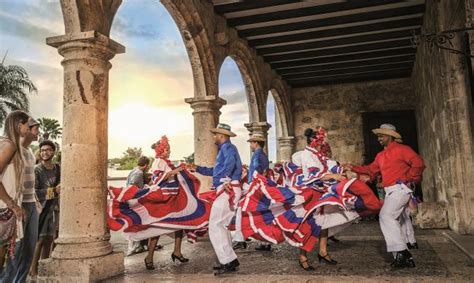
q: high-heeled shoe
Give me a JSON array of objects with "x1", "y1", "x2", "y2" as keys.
[
  {"x1": 144, "y1": 257, "x2": 155, "y2": 270},
  {"x1": 318, "y1": 253, "x2": 337, "y2": 265},
  {"x1": 298, "y1": 258, "x2": 315, "y2": 271},
  {"x1": 171, "y1": 253, "x2": 189, "y2": 263}
]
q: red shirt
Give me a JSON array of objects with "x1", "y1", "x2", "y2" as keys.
[{"x1": 352, "y1": 142, "x2": 425, "y2": 187}]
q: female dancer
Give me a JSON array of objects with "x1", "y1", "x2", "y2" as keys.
[
  {"x1": 144, "y1": 136, "x2": 188, "y2": 269},
  {"x1": 238, "y1": 128, "x2": 381, "y2": 271},
  {"x1": 108, "y1": 136, "x2": 210, "y2": 271}
]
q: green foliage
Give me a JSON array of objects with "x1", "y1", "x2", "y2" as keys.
[
  {"x1": 0, "y1": 61, "x2": 37, "y2": 126},
  {"x1": 108, "y1": 147, "x2": 144, "y2": 170},
  {"x1": 38, "y1": 117, "x2": 62, "y2": 140},
  {"x1": 184, "y1": 152, "x2": 194, "y2": 164}
]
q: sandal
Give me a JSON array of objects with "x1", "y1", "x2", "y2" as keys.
[
  {"x1": 171, "y1": 253, "x2": 189, "y2": 263},
  {"x1": 298, "y1": 258, "x2": 315, "y2": 271},
  {"x1": 318, "y1": 253, "x2": 337, "y2": 265},
  {"x1": 144, "y1": 257, "x2": 155, "y2": 270}
]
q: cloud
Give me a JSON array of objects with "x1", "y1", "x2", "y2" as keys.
[
  {"x1": 112, "y1": 16, "x2": 161, "y2": 39},
  {"x1": 220, "y1": 90, "x2": 248, "y2": 106},
  {"x1": 0, "y1": 12, "x2": 57, "y2": 43},
  {"x1": 6, "y1": 57, "x2": 63, "y2": 123}
]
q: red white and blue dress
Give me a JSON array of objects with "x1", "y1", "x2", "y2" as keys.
[
  {"x1": 237, "y1": 146, "x2": 381, "y2": 252},
  {"x1": 107, "y1": 157, "x2": 211, "y2": 242}
]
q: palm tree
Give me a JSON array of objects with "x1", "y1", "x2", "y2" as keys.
[
  {"x1": 0, "y1": 54, "x2": 37, "y2": 125},
  {"x1": 38, "y1": 117, "x2": 62, "y2": 141}
]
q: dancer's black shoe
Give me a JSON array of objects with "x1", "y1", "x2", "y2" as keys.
[
  {"x1": 390, "y1": 250, "x2": 416, "y2": 268},
  {"x1": 232, "y1": 241, "x2": 247, "y2": 250},
  {"x1": 407, "y1": 242, "x2": 418, "y2": 250},
  {"x1": 214, "y1": 259, "x2": 240, "y2": 275},
  {"x1": 318, "y1": 253, "x2": 337, "y2": 265},
  {"x1": 255, "y1": 244, "x2": 272, "y2": 251},
  {"x1": 299, "y1": 258, "x2": 315, "y2": 271}
]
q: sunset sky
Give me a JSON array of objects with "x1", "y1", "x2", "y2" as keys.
[{"x1": 0, "y1": 0, "x2": 277, "y2": 164}]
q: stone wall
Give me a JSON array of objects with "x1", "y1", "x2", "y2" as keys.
[
  {"x1": 291, "y1": 78, "x2": 415, "y2": 163},
  {"x1": 412, "y1": 0, "x2": 474, "y2": 234}
]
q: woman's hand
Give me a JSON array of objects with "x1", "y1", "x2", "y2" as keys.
[
  {"x1": 173, "y1": 167, "x2": 184, "y2": 175},
  {"x1": 165, "y1": 167, "x2": 185, "y2": 181},
  {"x1": 10, "y1": 203, "x2": 24, "y2": 220}
]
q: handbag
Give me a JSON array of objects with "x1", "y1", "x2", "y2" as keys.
[{"x1": 0, "y1": 208, "x2": 16, "y2": 246}]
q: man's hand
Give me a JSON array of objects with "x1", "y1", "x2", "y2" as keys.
[
  {"x1": 223, "y1": 183, "x2": 233, "y2": 193},
  {"x1": 342, "y1": 163, "x2": 354, "y2": 170},
  {"x1": 55, "y1": 185, "x2": 61, "y2": 194},
  {"x1": 186, "y1": 163, "x2": 197, "y2": 172},
  {"x1": 333, "y1": 173, "x2": 347, "y2": 181},
  {"x1": 359, "y1": 174, "x2": 371, "y2": 183}
]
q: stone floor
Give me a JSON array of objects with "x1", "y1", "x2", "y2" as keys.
[{"x1": 103, "y1": 220, "x2": 474, "y2": 282}]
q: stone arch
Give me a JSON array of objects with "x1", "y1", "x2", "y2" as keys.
[
  {"x1": 224, "y1": 39, "x2": 265, "y2": 124},
  {"x1": 160, "y1": 0, "x2": 219, "y2": 98}
]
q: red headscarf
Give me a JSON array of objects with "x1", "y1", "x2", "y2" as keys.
[{"x1": 154, "y1": 135, "x2": 169, "y2": 157}]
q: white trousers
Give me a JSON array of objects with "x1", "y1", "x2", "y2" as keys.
[
  {"x1": 401, "y1": 202, "x2": 416, "y2": 244},
  {"x1": 232, "y1": 207, "x2": 245, "y2": 242},
  {"x1": 231, "y1": 183, "x2": 249, "y2": 243},
  {"x1": 209, "y1": 186, "x2": 242, "y2": 265},
  {"x1": 379, "y1": 184, "x2": 416, "y2": 252}
]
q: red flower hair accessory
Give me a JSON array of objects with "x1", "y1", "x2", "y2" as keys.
[
  {"x1": 153, "y1": 135, "x2": 169, "y2": 157},
  {"x1": 310, "y1": 127, "x2": 327, "y2": 149}
]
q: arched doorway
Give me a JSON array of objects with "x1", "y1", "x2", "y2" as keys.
[
  {"x1": 108, "y1": 1, "x2": 194, "y2": 163},
  {"x1": 218, "y1": 57, "x2": 251, "y2": 164},
  {"x1": 266, "y1": 91, "x2": 277, "y2": 163}
]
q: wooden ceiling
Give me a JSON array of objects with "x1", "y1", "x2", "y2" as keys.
[{"x1": 213, "y1": 0, "x2": 424, "y2": 87}]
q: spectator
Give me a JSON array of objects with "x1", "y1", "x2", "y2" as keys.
[
  {"x1": 0, "y1": 110, "x2": 30, "y2": 273},
  {"x1": 29, "y1": 140, "x2": 61, "y2": 278},
  {"x1": 1, "y1": 116, "x2": 40, "y2": 283}
]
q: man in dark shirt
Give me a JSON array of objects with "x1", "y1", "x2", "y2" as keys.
[
  {"x1": 125, "y1": 156, "x2": 155, "y2": 256},
  {"x1": 30, "y1": 140, "x2": 60, "y2": 278}
]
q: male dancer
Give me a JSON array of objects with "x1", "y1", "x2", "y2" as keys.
[
  {"x1": 346, "y1": 124, "x2": 424, "y2": 268},
  {"x1": 192, "y1": 123, "x2": 243, "y2": 275},
  {"x1": 233, "y1": 133, "x2": 271, "y2": 251}
]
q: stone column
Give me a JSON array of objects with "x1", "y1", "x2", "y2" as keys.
[
  {"x1": 185, "y1": 96, "x2": 226, "y2": 189},
  {"x1": 245, "y1": 121, "x2": 271, "y2": 154},
  {"x1": 277, "y1": 136, "x2": 295, "y2": 162},
  {"x1": 39, "y1": 31, "x2": 125, "y2": 282}
]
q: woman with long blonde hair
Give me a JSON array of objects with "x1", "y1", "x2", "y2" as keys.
[{"x1": 0, "y1": 110, "x2": 30, "y2": 270}]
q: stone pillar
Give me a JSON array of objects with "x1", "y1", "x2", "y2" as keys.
[
  {"x1": 415, "y1": 202, "x2": 449, "y2": 229},
  {"x1": 245, "y1": 121, "x2": 271, "y2": 154},
  {"x1": 39, "y1": 31, "x2": 125, "y2": 282},
  {"x1": 277, "y1": 136, "x2": 295, "y2": 162},
  {"x1": 185, "y1": 96, "x2": 226, "y2": 189}
]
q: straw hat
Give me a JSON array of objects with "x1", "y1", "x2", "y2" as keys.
[
  {"x1": 247, "y1": 133, "x2": 266, "y2": 142},
  {"x1": 372, "y1": 123, "x2": 402, "y2": 140},
  {"x1": 210, "y1": 123, "x2": 237, "y2": 137}
]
